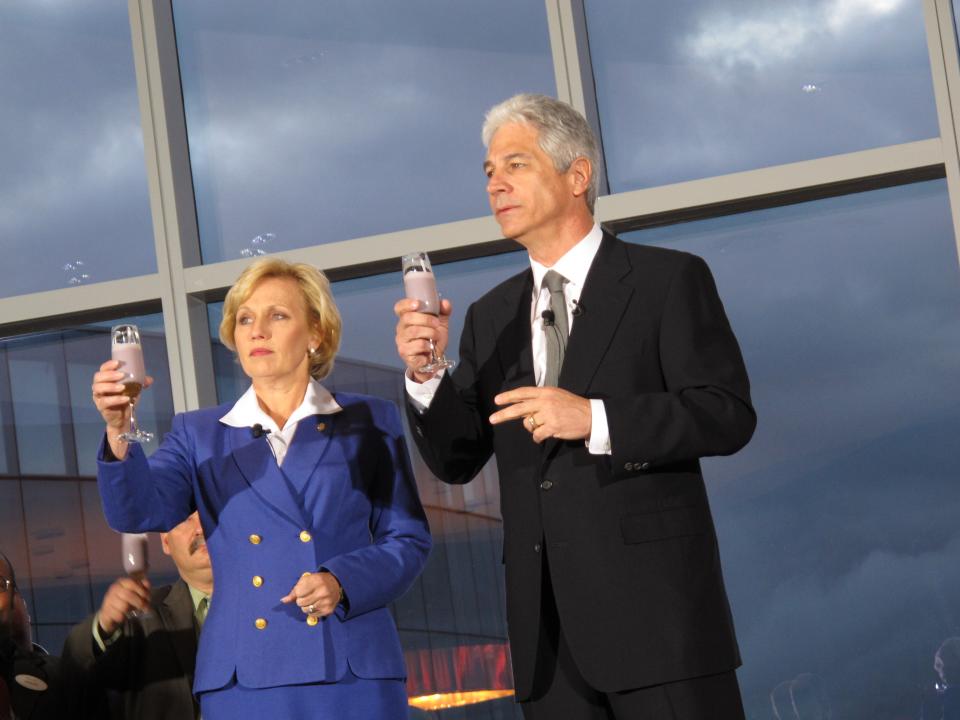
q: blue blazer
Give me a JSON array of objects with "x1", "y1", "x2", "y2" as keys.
[{"x1": 97, "y1": 392, "x2": 431, "y2": 694}]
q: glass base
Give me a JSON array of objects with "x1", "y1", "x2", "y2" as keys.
[
  {"x1": 119, "y1": 429, "x2": 154, "y2": 443},
  {"x1": 420, "y1": 357, "x2": 456, "y2": 374}
]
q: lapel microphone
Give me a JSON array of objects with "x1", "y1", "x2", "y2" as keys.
[
  {"x1": 572, "y1": 299, "x2": 583, "y2": 317},
  {"x1": 250, "y1": 424, "x2": 271, "y2": 439},
  {"x1": 541, "y1": 309, "x2": 555, "y2": 327}
]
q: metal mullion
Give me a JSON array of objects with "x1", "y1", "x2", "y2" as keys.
[
  {"x1": 171, "y1": 140, "x2": 942, "y2": 297},
  {"x1": 129, "y1": 0, "x2": 216, "y2": 412},
  {"x1": 925, "y1": 0, "x2": 960, "y2": 264},
  {"x1": 0, "y1": 274, "x2": 163, "y2": 334},
  {"x1": 597, "y1": 140, "x2": 944, "y2": 233}
]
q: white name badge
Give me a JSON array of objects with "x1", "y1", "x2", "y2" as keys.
[{"x1": 14, "y1": 674, "x2": 47, "y2": 692}]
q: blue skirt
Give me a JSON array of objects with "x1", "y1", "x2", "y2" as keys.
[{"x1": 199, "y1": 671, "x2": 408, "y2": 720}]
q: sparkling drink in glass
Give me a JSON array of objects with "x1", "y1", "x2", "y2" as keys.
[
  {"x1": 402, "y1": 252, "x2": 455, "y2": 374},
  {"x1": 111, "y1": 324, "x2": 153, "y2": 443},
  {"x1": 121, "y1": 532, "x2": 150, "y2": 617}
]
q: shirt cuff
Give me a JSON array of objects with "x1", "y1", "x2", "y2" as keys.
[
  {"x1": 587, "y1": 399, "x2": 612, "y2": 455},
  {"x1": 404, "y1": 370, "x2": 445, "y2": 413},
  {"x1": 92, "y1": 614, "x2": 121, "y2": 653}
]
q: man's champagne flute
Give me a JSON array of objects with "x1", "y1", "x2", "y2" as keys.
[
  {"x1": 121, "y1": 532, "x2": 150, "y2": 618},
  {"x1": 402, "y1": 252, "x2": 455, "y2": 374},
  {"x1": 111, "y1": 324, "x2": 153, "y2": 443}
]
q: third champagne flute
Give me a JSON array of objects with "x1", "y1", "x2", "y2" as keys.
[
  {"x1": 402, "y1": 252, "x2": 455, "y2": 374},
  {"x1": 111, "y1": 324, "x2": 154, "y2": 443},
  {"x1": 121, "y1": 532, "x2": 150, "y2": 618}
]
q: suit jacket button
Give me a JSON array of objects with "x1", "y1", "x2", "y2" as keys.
[
  {"x1": 252, "y1": 576, "x2": 263, "y2": 588},
  {"x1": 533, "y1": 543, "x2": 541, "y2": 553},
  {"x1": 624, "y1": 462, "x2": 633, "y2": 471},
  {"x1": 306, "y1": 615, "x2": 319, "y2": 626},
  {"x1": 255, "y1": 618, "x2": 267, "y2": 630},
  {"x1": 249, "y1": 534, "x2": 262, "y2": 545},
  {"x1": 540, "y1": 480, "x2": 553, "y2": 491},
  {"x1": 299, "y1": 530, "x2": 312, "y2": 543}
]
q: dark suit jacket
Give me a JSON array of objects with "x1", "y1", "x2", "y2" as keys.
[
  {"x1": 407, "y1": 233, "x2": 756, "y2": 699},
  {"x1": 61, "y1": 579, "x2": 199, "y2": 720},
  {"x1": 3, "y1": 645, "x2": 66, "y2": 720}
]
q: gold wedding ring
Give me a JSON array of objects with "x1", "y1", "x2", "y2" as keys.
[{"x1": 528, "y1": 415, "x2": 539, "y2": 430}]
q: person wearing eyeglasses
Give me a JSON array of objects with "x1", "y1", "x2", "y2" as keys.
[{"x1": 0, "y1": 552, "x2": 67, "y2": 720}]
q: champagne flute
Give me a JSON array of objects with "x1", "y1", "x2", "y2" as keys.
[
  {"x1": 111, "y1": 324, "x2": 153, "y2": 443},
  {"x1": 121, "y1": 532, "x2": 150, "y2": 618},
  {"x1": 402, "y1": 252, "x2": 455, "y2": 374}
]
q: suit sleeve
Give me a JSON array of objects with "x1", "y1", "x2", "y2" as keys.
[
  {"x1": 60, "y1": 615, "x2": 128, "y2": 717},
  {"x1": 405, "y1": 301, "x2": 496, "y2": 484},
  {"x1": 96, "y1": 412, "x2": 196, "y2": 533},
  {"x1": 605, "y1": 253, "x2": 756, "y2": 473},
  {"x1": 322, "y1": 403, "x2": 432, "y2": 619}
]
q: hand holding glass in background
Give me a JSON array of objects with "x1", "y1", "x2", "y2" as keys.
[{"x1": 402, "y1": 252, "x2": 455, "y2": 374}]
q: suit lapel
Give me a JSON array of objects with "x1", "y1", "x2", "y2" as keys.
[
  {"x1": 279, "y1": 413, "x2": 336, "y2": 495},
  {"x1": 228, "y1": 426, "x2": 306, "y2": 527},
  {"x1": 159, "y1": 580, "x2": 198, "y2": 681},
  {"x1": 497, "y1": 270, "x2": 536, "y2": 391},
  {"x1": 559, "y1": 233, "x2": 634, "y2": 396}
]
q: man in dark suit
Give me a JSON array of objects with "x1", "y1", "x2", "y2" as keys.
[
  {"x1": 395, "y1": 94, "x2": 756, "y2": 719},
  {"x1": 62, "y1": 512, "x2": 212, "y2": 720}
]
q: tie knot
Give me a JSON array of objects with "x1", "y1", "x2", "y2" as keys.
[{"x1": 543, "y1": 270, "x2": 566, "y2": 294}]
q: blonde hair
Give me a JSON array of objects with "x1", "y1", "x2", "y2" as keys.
[{"x1": 220, "y1": 258, "x2": 341, "y2": 380}]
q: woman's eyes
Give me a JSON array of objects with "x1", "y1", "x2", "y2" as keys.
[{"x1": 237, "y1": 312, "x2": 287, "y2": 325}]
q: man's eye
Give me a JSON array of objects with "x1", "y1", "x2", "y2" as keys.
[{"x1": 510, "y1": 161, "x2": 525, "y2": 169}]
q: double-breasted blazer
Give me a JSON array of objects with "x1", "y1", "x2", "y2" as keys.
[
  {"x1": 406, "y1": 233, "x2": 756, "y2": 699},
  {"x1": 97, "y1": 392, "x2": 431, "y2": 697},
  {"x1": 61, "y1": 578, "x2": 200, "y2": 719}
]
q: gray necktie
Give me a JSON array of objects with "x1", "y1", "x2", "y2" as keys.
[{"x1": 542, "y1": 270, "x2": 569, "y2": 387}]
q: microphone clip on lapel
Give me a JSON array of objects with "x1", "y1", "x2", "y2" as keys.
[{"x1": 250, "y1": 424, "x2": 272, "y2": 439}]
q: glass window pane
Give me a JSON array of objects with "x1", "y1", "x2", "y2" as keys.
[
  {"x1": 624, "y1": 179, "x2": 960, "y2": 718},
  {"x1": 2, "y1": 313, "x2": 173, "y2": 476},
  {"x1": 173, "y1": 1, "x2": 555, "y2": 263},
  {"x1": 586, "y1": 1, "x2": 939, "y2": 191},
  {"x1": 0, "y1": 2, "x2": 156, "y2": 298}
]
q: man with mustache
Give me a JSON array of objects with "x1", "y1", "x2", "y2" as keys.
[{"x1": 62, "y1": 512, "x2": 212, "y2": 720}]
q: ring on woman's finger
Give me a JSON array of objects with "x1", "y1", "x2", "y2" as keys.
[{"x1": 307, "y1": 604, "x2": 316, "y2": 614}]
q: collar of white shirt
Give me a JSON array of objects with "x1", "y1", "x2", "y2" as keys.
[
  {"x1": 218, "y1": 377, "x2": 342, "y2": 434},
  {"x1": 528, "y1": 222, "x2": 603, "y2": 297}
]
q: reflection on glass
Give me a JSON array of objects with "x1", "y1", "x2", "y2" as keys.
[
  {"x1": 172, "y1": 0, "x2": 555, "y2": 263},
  {"x1": 585, "y1": 1, "x2": 939, "y2": 190},
  {"x1": 0, "y1": 1, "x2": 156, "y2": 297},
  {"x1": 624, "y1": 179, "x2": 960, "y2": 719}
]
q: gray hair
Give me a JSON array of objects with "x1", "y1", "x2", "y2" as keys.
[{"x1": 482, "y1": 93, "x2": 600, "y2": 213}]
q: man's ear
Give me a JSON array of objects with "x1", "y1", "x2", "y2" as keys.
[
  {"x1": 568, "y1": 156, "x2": 592, "y2": 199},
  {"x1": 160, "y1": 533, "x2": 172, "y2": 557}
]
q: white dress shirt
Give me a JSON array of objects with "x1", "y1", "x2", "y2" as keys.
[
  {"x1": 219, "y1": 378, "x2": 342, "y2": 467},
  {"x1": 406, "y1": 223, "x2": 611, "y2": 455}
]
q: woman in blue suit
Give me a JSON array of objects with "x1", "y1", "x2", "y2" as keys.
[{"x1": 91, "y1": 258, "x2": 431, "y2": 719}]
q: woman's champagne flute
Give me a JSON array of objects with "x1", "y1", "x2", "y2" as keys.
[
  {"x1": 402, "y1": 252, "x2": 455, "y2": 374},
  {"x1": 111, "y1": 324, "x2": 153, "y2": 443}
]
